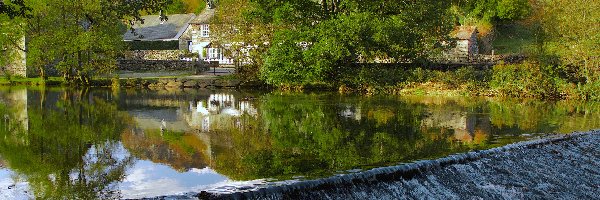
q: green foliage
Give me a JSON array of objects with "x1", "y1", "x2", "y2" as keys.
[
  {"x1": 260, "y1": 30, "x2": 317, "y2": 86},
  {"x1": 496, "y1": 0, "x2": 530, "y2": 20},
  {"x1": 1, "y1": 0, "x2": 172, "y2": 82},
  {"x1": 532, "y1": 0, "x2": 600, "y2": 82},
  {"x1": 213, "y1": 0, "x2": 454, "y2": 87},
  {"x1": 164, "y1": 0, "x2": 207, "y2": 14},
  {"x1": 164, "y1": 0, "x2": 186, "y2": 14},
  {"x1": 491, "y1": 63, "x2": 562, "y2": 98},
  {"x1": 452, "y1": 0, "x2": 530, "y2": 24},
  {"x1": 0, "y1": 0, "x2": 31, "y2": 18},
  {"x1": 574, "y1": 81, "x2": 600, "y2": 101}
]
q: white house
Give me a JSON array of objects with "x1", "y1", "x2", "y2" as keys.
[{"x1": 181, "y1": 7, "x2": 233, "y2": 65}]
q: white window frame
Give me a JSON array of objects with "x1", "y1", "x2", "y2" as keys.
[
  {"x1": 200, "y1": 24, "x2": 209, "y2": 38},
  {"x1": 208, "y1": 48, "x2": 221, "y2": 60}
]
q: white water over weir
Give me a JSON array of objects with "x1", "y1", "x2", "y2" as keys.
[{"x1": 161, "y1": 130, "x2": 600, "y2": 200}]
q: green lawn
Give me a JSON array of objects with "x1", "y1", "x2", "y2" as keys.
[
  {"x1": 0, "y1": 76, "x2": 65, "y2": 85},
  {"x1": 492, "y1": 23, "x2": 536, "y2": 55}
]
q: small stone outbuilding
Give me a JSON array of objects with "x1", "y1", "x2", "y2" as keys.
[{"x1": 445, "y1": 26, "x2": 479, "y2": 62}]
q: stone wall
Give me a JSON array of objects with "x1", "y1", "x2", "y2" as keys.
[
  {"x1": 117, "y1": 60, "x2": 208, "y2": 72},
  {"x1": 123, "y1": 50, "x2": 196, "y2": 60}
]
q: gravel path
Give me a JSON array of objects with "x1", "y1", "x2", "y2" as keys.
[{"x1": 200, "y1": 130, "x2": 600, "y2": 200}]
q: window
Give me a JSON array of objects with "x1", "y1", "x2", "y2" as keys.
[
  {"x1": 201, "y1": 24, "x2": 209, "y2": 37},
  {"x1": 208, "y1": 48, "x2": 221, "y2": 60}
]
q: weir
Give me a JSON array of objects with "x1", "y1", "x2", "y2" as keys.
[{"x1": 188, "y1": 130, "x2": 600, "y2": 199}]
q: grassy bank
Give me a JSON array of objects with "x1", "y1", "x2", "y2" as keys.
[
  {"x1": 330, "y1": 62, "x2": 600, "y2": 100},
  {"x1": 4, "y1": 62, "x2": 600, "y2": 101},
  {"x1": 0, "y1": 74, "x2": 251, "y2": 89},
  {"x1": 0, "y1": 76, "x2": 65, "y2": 86}
]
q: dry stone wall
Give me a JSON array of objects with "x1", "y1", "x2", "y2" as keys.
[
  {"x1": 117, "y1": 60, "x2": 208, "y2": 72},
  {"x1": 119, "y1": 50, "x2": 207, "y2": 72},
  {"x1": 124, "y1": 50, "x2": 194, "y2": 60}
]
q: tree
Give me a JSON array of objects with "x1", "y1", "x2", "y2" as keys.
[
  {"x1": 212, "y1": 0, "x2": 455, "y2": 85},
  {"x1": 537, "y1": 0, "x2": 600, "y2": 82},
  {"x1": 0, "y1": 0, "x2": 31, "y2": 18},
  {"x1": 450, "y1": 0, "x2": 530, "y2": 23},
  {"x1": 254, "y1": 0, "x2": 454, "y2": 86},
  {"x1": 0, "y1": 0, "x2": 173, "y2": 82}
]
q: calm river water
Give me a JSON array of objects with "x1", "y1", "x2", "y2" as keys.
[{"x1": 1, "y1": 86, "x2": 599, "y2": 199}]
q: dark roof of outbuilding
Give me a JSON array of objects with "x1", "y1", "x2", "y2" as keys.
[
  {"x1": 454, "y1": 26, "x2": 478, "y2": 40},
  {"x1": 123, "y1": 13, "x2": 196, "y2": 41},
  {"x1": 189, "y1": 8, "x2": 215, "y2": 24}
]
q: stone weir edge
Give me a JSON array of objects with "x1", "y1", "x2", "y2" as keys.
[{"x1": 195, "y1": 129, "x2": 600, "y2": 199}]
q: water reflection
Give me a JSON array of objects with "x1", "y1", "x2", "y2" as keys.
[
  {"x1": 1, "y1": 87, "x2": 600, "y2": 198},
  {"x1": 0, "y1": 87, "x2": 133, "y2": 199}
]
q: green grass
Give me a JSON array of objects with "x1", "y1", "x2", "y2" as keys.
[
  {"x1": 493, "y1": 23, "x2": 536, "y2": 55},
  {"x1": 0, "y1": 77, "x2": 64, "y2": 85}
]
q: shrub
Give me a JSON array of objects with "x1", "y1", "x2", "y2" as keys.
[
  {"x1": 491, "y1": 63, "x2": 560, "y2": 98},
  {"x1": 407, "y1": 67, "x2": 432, "y2": 83}
]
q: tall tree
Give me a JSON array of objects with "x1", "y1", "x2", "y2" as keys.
[
  {"x1": 537, "y1": 0, "x2": 600, "y2": 82},
  {"x1": 212, "y1": 0, "x2": 454, "y2": 86},
  {"x1": 0, "y1": 0, "x2": 172, "y2": 82}
]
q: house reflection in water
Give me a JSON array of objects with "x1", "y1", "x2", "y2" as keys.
[
  {"x1": 121, "y1": 92, "x2": 259, "y2": 172},
  {"x1": 339, "y1": 104, "x2": 362, "y2": 121},
  {"x1": 421, "y1": 110, "x2": 491, "y2": 144},
  {"x1": 0, "y1": 88, "x2": 28, "y2": 131},
  {"x1": 337, "y1": 101, "x2": 490, "y2": 145},
  {"x1": 185, "y1": 93, "x2": 258, "y2": 132}
]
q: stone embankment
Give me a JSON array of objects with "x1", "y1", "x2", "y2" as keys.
[
  {"x1": 117, "y1": 78, "x2": 246, "y2": 89},
  {"x1": 149, "y1": 78, "x2": 242, "y2": 89},
  {"x1": 188, "y1": 130, "x2": 600, "y2": 199}
]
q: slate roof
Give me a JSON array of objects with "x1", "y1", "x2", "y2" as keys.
[
  {"x1": 454, "y1": 26, "x2": 478, "y2": 40},
  {"x1": 123, "y1": 13, "x2": 196, "y2": 41},
  {"x1": 189, "y1": 8, "x2": 215, "y2": 24}
]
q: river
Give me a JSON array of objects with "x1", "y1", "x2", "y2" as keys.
[{"x1": 1, "y1": 86, "x2": 599, "y2": 199}]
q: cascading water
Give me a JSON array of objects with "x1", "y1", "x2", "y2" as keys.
[{"x1": 183, "y1": 130, "x2": 600, "y2": 200}]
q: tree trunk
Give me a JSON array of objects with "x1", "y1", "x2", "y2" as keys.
[{"x1": 320, "y1": 0, "x2": 329, "y2": 17}]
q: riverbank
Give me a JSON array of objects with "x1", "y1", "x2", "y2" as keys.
[
  {"x1": 0, "y1": 68, "x2": 264, "y2": 89},
  {"x1": 3, "y1": 62, "x2": 600, "y2": 101},
  {"x1": 191, "y1": 130, "x2": 600, "y2": 199}
]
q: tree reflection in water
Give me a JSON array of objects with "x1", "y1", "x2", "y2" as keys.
[
  {"x1": 2, "y1": 87, "x2": 600, "y2": 198},
  {"x1": 0, "y1": 88, "x2": 133, "y2": 199}
]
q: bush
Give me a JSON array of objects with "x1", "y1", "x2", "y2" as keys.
[
  {"x1": 407, "y1": 67, "x2": 431, "y2": 83},
  {"x1": 573, "y1": 81, "x2": 600, "y2": 101},
  {"x1": 491, "y1": 63, "x2": 561, "y2": 98}
]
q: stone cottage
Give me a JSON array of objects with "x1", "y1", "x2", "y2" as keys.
[
  {"x1": 445, "y1": 26, "x2": 479, "y2": 62},
  {"x1": 123, "y1": 13, "x2": 196, "y2": 50}
]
